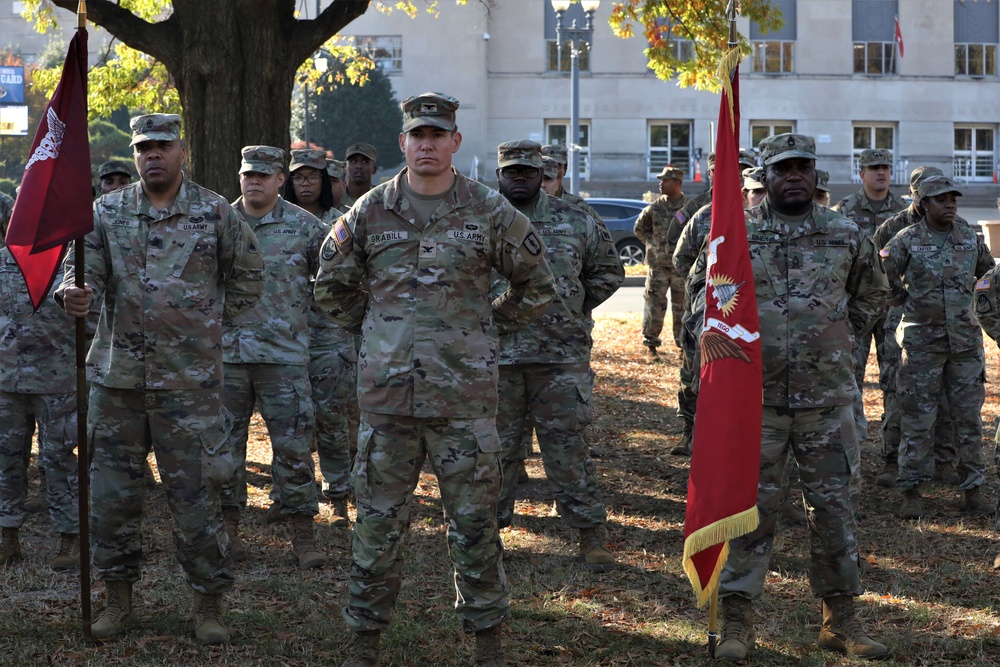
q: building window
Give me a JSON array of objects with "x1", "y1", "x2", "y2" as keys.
[
  {"x1": 546, "y1": 121, "x2": 591, "y2": 180},
  {"x1": 750, "y1": 122, "x2": 795, "y2": 150},
  {"x1": 954, "y1": 126, "x2": 996, "y2": 182},
  {"x1": 354, "y1": 36, "x2": 402, "y2": 73},
  {"x1": 852, "y1": 0, "x2": 898, "y2": 74},
  {"x1": 544, "y1": 2, "x2": 591, "y2": 72},
  {"x1": 750, "y1": 0, "x2": 796, "y2": 74},
  {"x1": 954, "y1": 0, "x2": 999, "y2": 76},
  {"x1": 648, "y1": 122, "x2": 692, "y2": 179},
  {"x1": 852, "y1": 123, "x2": 896, "y2": 179}
]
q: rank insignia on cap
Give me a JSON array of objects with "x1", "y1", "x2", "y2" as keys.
[
  {"x1": 976, "y1": 277, "x2": 991, "y2": 290},
  {"x1": 420, "y1": 102, "x2": 437, "y2": 113}
]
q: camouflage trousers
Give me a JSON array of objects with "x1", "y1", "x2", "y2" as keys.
[
  {"x1": 719, "y1": 404, "x2": 861, "y2": 600},
  {"x1": 496, "y1": 363, "x2": 606, "y2": 529},
  {"x1": 518, "y1": 366, "x2": 596, "y2": 459},
  {"x1": 222, "y1": 363, "x2": 319, "y2": 517},
  {"x1": 850, "y1": 319, "x2": 891, "y2": 444},
  {"x1": 676, "y1": 306, "x2": 700, "y2": 425},
  {"x1": 89, "y1": 385, "x2": 235, "y2": 593},
  {"x1": 309, "y1": 345, "x2": 359, "y2": 500},
  {"x1": 0, "y1": 391, "x2": 78, "y2": 534},
  {"x1": 896, "y1": 346, "x2": 985, "y2": 490},
  {"x1": 344, "y1": 413, "x2": 509, "y2": 634},
  {"x1": 879, "y1": 309, "x2": 956, "y2": 466},
  {"x1": 642, "y1": 263, "x2": 685, "y2": 349}
]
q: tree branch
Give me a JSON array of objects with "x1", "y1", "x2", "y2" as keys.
[
  {"x1": 49, "y1": 0, "x2": 181, "y2": 67},
  {"x1": 288, "y1": 0, "x2": 373, "y2": 65}
]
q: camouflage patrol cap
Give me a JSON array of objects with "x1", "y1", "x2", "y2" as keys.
[
  {"x1": 541, "y1": 156, "x2": 558, "y2": 180},
  {"x1": 326, "y1": 158, "x2": 346, "y2": 180},
  {"x1": 541, "y1": 144, "x2": 568, "y2": 166},
  {"x1": 738, "y1": 148, "x2": 757, "y2": 169},
  {"x1": 98, "y1": 160, "x2": 133, "y2": 179},
  {"x1": 742, "y1": 167, "x2": 764, "y2": 190},
  {"x1": 707, "y1": 152, "x2": 716, "y2": 168},
  {"x1": 289, "y1": 149, "x2": 327, "y2": 172},
  {"x1": 656, "y1": 165, "x2": 684, "y2": 181},
  {"x1": 345, "y1": 142, "x2": 377, "y2": 162},
  {"x1": 908, "y1": 166, "x2": 944, "y2": 195},
  {"x1": 859, "y1": 148, "x2": 893, "y2": 168},
  {"x1": 239, "y1": 145, "x2": 285, "y2": 175},
  {"x1": 815, "y1": 169, "x2": 831, "y2": 192},
  {"x1": 916, "y1": 175, "x2": 962, "y2": 201},
  {"x1": 498, "y1": 140, "x2": 543, "y2": 169},
  {"x1": 129, "y1": 113, "x2": 182, "y2": 146},
  {"x1": 400, "y1": 92, "x2": 459, "y2": 132},
  {"x1": 758, "y1": 133, "x2": 817, "y2": 166}
]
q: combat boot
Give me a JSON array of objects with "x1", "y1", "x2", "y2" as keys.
[
  {"x1": 263, "y1": 501, "x2": 285, "y2": 525},
  {"x1": 51, "y1": 533, "x2": 79, "y2": 570},
  {"x1": 715, "y1": 595, "x2": 753, "y2": 661},
  {"x1": 644, "y1": 345, "x2": 662, "y2": 363},
  {"x1": 514, "y1": 459, "x2": 530, "y2": 485},
  {"x1": 1, "y1": 527, "x2": 21, "y2": 567},
  {"x1": 934, "y1": 464, "x2": 962, "y2": 486},
  {"x1": 91, "y1": 580, "x2": 134, "y2": 639},
  {"x1": 579, "y1": 527, "x2": 615, "y2": 572},
  {"x1": 818, "y1": 595, "x2": 889, "y2": 660},
  {"x1": 290, "y1": 514, "x2": 327, "y2": 568},
  {"x1": 899, "y1": 487, "x2": 922, "y2": 519},
  {"x1": 192, "y1": 591, "x2": 230, "y2": 644},
  {"x1": 474, "y1": 625, "x2": 503, "y2": 667},
  {"x1": 23, "y1": 493, "x2": 47, "y2": 513},
  {"x1": 223, "y1": 507, "x2": 247, "y2": 563},
  {"x1": 961, "y1": 486, "x2": 994, "y2": 516},
  {"x1": 343, "y1": 630, "x2": 381, "y2": 667},
  {"x1": 670, "y1": 421, "x2": 693, "y2": 456},
  {"x1": 328, "y1": 498, "x2": 351, "y2": 528},
  {"x1": 780, "y1": 500, "x2": 806, "y2": 526},
  {"x1": 874, "y1": 460, "x2": 897, "y2": 488}
]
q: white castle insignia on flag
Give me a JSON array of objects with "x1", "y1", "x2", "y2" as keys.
[{"x1": 24, "y1": 107, "x2": 67, "y2": 173}]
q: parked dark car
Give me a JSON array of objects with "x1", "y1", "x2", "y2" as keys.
[{"x1": 585, "y1": 197, "x2": 649, "y2": 266}]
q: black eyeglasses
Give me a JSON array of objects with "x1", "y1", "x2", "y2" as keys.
[
  {"x1": 292, "y1": 172, "x2": 321, "y2": 185},
  {"x1": 500, "y1": 166, "x2": 541, "y2": 180}
]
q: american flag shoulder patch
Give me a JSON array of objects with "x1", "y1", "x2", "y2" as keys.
[
  {"x1": 878, "y1": 247, "x2": 890, "y2": 258},
  {"x1": 333, "y1": 219, "x2": 351, "y2": 246},
  {"x1": 976, "y1": 277, "x2": 991, "y2": 290}
]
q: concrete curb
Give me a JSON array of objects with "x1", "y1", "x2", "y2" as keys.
[{"x1": 623, "y1": 276, "x2": 645, "y2": 287}]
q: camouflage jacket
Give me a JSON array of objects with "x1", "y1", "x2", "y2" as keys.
[
  {"x1": 556, "y1": 189, "x2": 602, "y2": 223},
  {"x1": 665, "y1": 187, "x2": 712, "y2": 259},
  {"x1": 308, "y1": 217, "x2": 358, "y2": 354},
  {"x1": 672, "y1": 202, "x2": 713, "y2": 278},
  {"x1": 882, "y1": 221, "x2": 994, "y2": 354},
  {"x1": 749, "y1": 201, "x2": 888, "y2": 408},
  {"x1": 225, "y1": 196, "x2": 326, "y2": 365},
  {"x1": 56, "y1": 178, "x2": 264, "y2": 390},
  {"x1": 495, "y1": 191, "x2": 623, "y2": 365},
  {"x1": 831, "y1": 189, "x2": 907, "y2": 239},
  {"x1": 634, "y1": 193, "x2": 688, "y2": 268},
  {"x1": 0, "y1": 192, "x2": 13, "y2": 237},
  {"x1": 313, "y1": 168, "x2": 557, "y2": 419},
  {"x1": 873, "y1": 205, "x2": 970, "y2": 251},
  {"x1": 974, "y1": 265, "x2": 1000, "y2": 344},
  {"x1": 0, "y1": 248, "x2": 75, "y2": 393}
]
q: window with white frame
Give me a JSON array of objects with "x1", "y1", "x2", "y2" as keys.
[
  {"x1": 544, "y1": 2, "x2": 591, "y2": 72},
  {"x1": 648, "y1": 122, "x2": 692, "y2": 179},
  {"x1": 852, "y1": 0, "x2": 898, "y2": 75},
  {"x1": 750, "y1": 122, "x2": 795, "y2": 151},
  {"x1": 354, "y1": 36, "x2": 402, "y2": 73},
  {"x1": 852, "y1": 123, "x2": 896, "y2": 179},
  {"x1": 546, "y1": 121, "x2": 591, "y2": 180},
  {"x1": 751, "y1": 0, "x2": 795, "y2": 73},
  {"x1": 953, "y1": 125, "x2": 996, "y2": 182},
  {"x1": 954, "y1": 0, "x2": 998, "y2": 77}
]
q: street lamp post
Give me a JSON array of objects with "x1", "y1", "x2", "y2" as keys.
[
  {"x1": 303, "y1": 52, "x2": 329, "y2": 148},
  {"x1": 551, "y1": 0, "x2": 599, "y2": 196}
]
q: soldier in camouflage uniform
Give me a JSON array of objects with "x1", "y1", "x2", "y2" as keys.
[
  {"x1": 880, "y1": 176, "x2": 994, "y2": 520},
  {"x1": 491, "y1": 140, "x2": 623, "y2": 571},
  {"x1": 342, "y1": 143, "x2": 377, "y2": 209},
  {"x1": 831, "y1": 149, "x2": 907, "y2": 447},
  {"x1": 716, "y1": 134, "x2": 888, "y2": 662},
  {"x1": 872, "y1": 167, "x2": 962, "y2": 488},
  {"x1": 56, "y1": 114, "x2": 264, "y2": 643},
  {"x1": 814, "y1": 169, "x2": 831, "y2": 207},
  {"x1": 540, "y1": 144, "x2": 604, "y2": 222},
  {"x1": 973, "y1": 259, "x2": 1000, "y2": 546},
  {"x1": 634, "y1": 165, "x2": 688, "y2": 357},
  {"x1": 314, "y1": 93, "x2": 557, "y2": 667},
  {"x1": 96, "y1": 160, "x2": 133, "y2": 196},
  {"x1": 222, "y1": 146, "x2": 329, "y2": 568},
  {"x1": 327, "y1": 158, "x2": 348, "y2": 212},
  {"x1": 0, "y1": 213, "x2": 79, "y2": 570},
  {"x1": 284, "y1": 148, "x2": 338, "y2": 222}
]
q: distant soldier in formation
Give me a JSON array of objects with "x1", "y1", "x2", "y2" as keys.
[
  {"x1": 342, "y1": 142, "x2": 378, "y2": 209},
  {"x1": 96, "y1": 160, "x2": 133, "y2": 196},
  {"x1": 540, "y1": 155, "x2": 561, "y2": 197},
  {"x1": 57, "y1": 113, "x2": 264, "y2": 643},
  {"x1": 814, "y1": 168, "x2": 831, "y2": 207},
  {"x1": 327, "y1": 158, "x2": 348, "y2": 213},
  {"x1": 491, "y1": 139, "x2": 623, "y2": 571},
  {"x1": 539, "y1": 144, "x2": 604, "y2": 222},
  {"x1": 634, "y1": 165, "x2": 688, "y2": 358},
  {"x1": 880, "y1": 176, "x2": 994, "y2": 520},
  {"x1": 314, "y1": 92, "x2": 556, "y2": 667},
  {"x1": 222, "y1": 146, "x2": 328, "y2": 568},
  {"x1": 972, "y1": 246, "x2": 1000, "y2": 570},
  {"x1": 284, "y1": 148, "x2": 337, "y2": 222}
]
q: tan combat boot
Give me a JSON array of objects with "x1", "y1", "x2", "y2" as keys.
[
  {"x1": 223, "y1": 507, "x2": 247, "y2": 563},
  {"x1": 342, "y1": 630, "x2": 381, "y2": 667},
  {"x1": 818, "y1": 595, "x2": 889, "y2": 660},
  {"x1": 52, "y1": 533, "x2": 80, "y2": 570},
  {"x1": 899, "y1": 487, "x2": 922, "y2": 519},
  {"x1": 192, "y1": 591, "x2": 230, "y2": 644},
  {"x1": 474, "y1": 625, "x2": 503, "y2": 667},
  {"x1": 291, "y1": 514, "x2": 327, "y2": 568},
  {"x1": 961, "y1": 486, "x2": 994, "y2": 516},
  {"x1": 874, "y1": 460, "x2": 897, "y2": 488},
  {"x1": 670, "y1": 421, "x2": 693, "y2": 456},
  {"x1": 1, "y1": 527, "x2": 22, "y2": 567},
  {"x1": 91, "y1": 580, "x2": 134, "y2": 639},
  {"x1": 716, "y1": 595, "x2": 753, "y2": 660},
  {"x1": 579, "y1": 527, "x2": 615, "y2": 572},
  {"x1": 328, "y1": 498, "x2": 351, "y2": 528},
  {"x1": 263, "y1": 501, "x2": 285, "y2": 525}
]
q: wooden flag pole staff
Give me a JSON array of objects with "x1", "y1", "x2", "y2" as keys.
[{"x1": 75, "y1": 0, "x2": 92, "y2": 643}]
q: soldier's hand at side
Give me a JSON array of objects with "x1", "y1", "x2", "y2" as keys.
[{"x1": 63, "y1": 285, "x2": 93, "y2": 318}]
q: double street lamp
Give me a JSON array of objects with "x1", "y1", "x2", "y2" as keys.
[{"x1": 550, "y1": 0, "x2": 599, "y2": 196}]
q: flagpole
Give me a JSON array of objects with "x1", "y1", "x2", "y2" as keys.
[{"x1": 74, "y1": 0, "x2": 92, "y2": 643}]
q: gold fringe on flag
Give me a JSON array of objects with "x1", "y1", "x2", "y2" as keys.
[
  {"x1": 682, "y1": 505, "x2": 759, "y2": 608},
  {"x1": 715, "y1": 47, "x2": 743, "y2": 135}
]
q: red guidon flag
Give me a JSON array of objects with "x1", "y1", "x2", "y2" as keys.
[
  {"x1": 5, "y1": 29, "x2": 92, "y2": 311},
  {"x1": 682, "y1": 54, "x2": 762, "y2": 607},
  {"x1": 894, "y1": 15, "x2": 904, "y2": 58}
]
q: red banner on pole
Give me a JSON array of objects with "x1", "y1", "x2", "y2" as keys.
[
  {"x1": 894, "y1": 16, "x2": 905, "y2": 58},
  {"x1": 5, "y1": 29, "x2": 93, "y2": 311},
  {"x1": 682, "y1": 56, "x2": 762, "y2": 607}
]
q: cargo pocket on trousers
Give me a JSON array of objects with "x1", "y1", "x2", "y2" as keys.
[
  {"x1": 199, "y1": 408, "x2": 237, "y2": 488},
  {"x1": 352, "y1": 423, "x2": 374, "y2": 507},
  {"x1": 472, "y1": 421, "x2": 502, "y2": 497}
]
